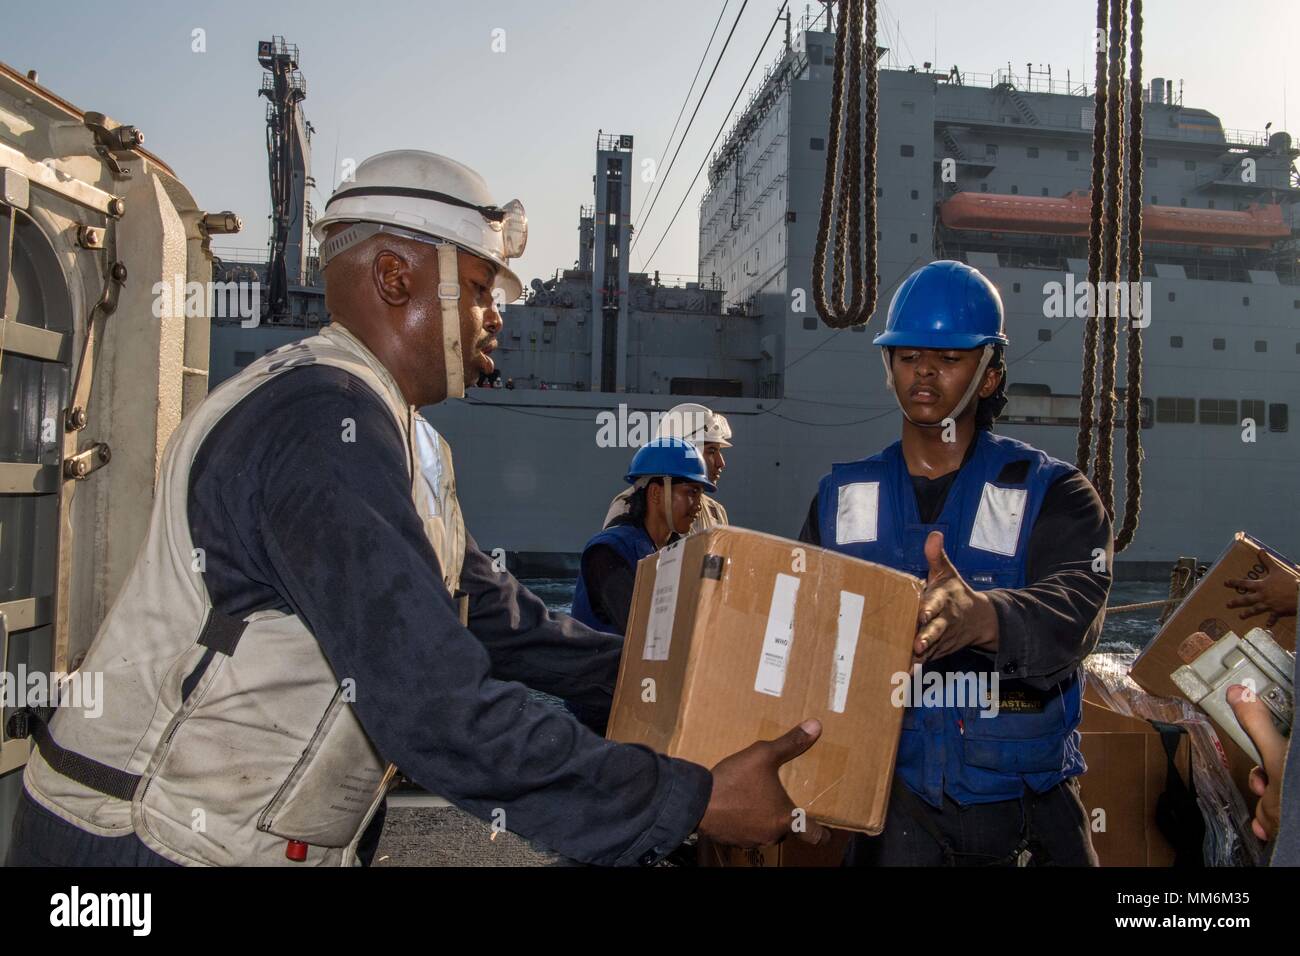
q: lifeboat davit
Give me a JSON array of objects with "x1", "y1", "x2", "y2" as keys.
[{"x1": 939, "y1": 191, "x2": 1290, "y2": 250}]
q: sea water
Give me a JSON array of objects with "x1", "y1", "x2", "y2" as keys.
[{"x1": 519, "y1": 579, "x2": 1168, "y2": 653}]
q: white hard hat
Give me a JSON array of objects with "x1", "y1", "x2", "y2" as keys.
[
  {"x1": 313, "y1": 150, "x2": 525, "y2": 303},
  {"x1": 655, "y1": 402, "x2": 734, "y2": 448}
]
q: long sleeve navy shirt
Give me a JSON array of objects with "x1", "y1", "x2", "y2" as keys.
[{"x1": 187, "y1": 365, "x2": 711, "y2": 866}]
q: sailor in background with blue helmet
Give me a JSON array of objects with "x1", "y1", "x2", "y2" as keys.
[
  {"x1": 572, "y1": 437, "x2": 717, "y2": 637},
  {"x1": 798, "y1": 260, "x2": 1113, "y2": 866}
]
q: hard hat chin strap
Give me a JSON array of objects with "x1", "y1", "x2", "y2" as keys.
[
  {"x1": 662, "y1": 476, "x2": 674, "y2": 539},
  {"x1": 437, "y1": 243, "x2": 465, "y2": 401},
  {"x1": 881, "y1": 345, "x2": 994, "y2": 428}
]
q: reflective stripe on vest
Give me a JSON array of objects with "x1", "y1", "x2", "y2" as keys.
[
  {"x1": 571, "y1": 523, "x2": 657, "y2": 634},
  {"x1": 815, "y1": 431, "x2": 1085, "y2": 807},
  {"x1": 23, "y1": 324, "x2": 467, "y2": 865}
]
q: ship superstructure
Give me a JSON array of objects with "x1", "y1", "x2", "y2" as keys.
[{"x1": 210, "y1": 12, "x2": 1300, "y2": 576}]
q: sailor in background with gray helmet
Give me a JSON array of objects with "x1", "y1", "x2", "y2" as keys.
[
  {"x1": 6, "y1": 150, "x2": 828, "y2": 867},
  {"x1": 603, "y1": 402, "x2": 732, "y2": 532},
  {"x1": 798, "y1": 260, "x2": 1112, "y2": 867}
]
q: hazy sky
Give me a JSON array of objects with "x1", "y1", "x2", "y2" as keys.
[{"x1": 4, "y1": 0, "x2": 1295, "y2": 285}]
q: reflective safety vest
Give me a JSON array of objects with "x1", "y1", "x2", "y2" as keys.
[
  {"x1": 570, "y1": 523, "x2": 658, "y2": 635},
  {"x1": 815, "y1": 431, "x2": 1085, "y2": 807},
  {"x1": 23, "y1": 323, "x2": 467, "y2": 866},
  {"x1": 602, "y1": 487, "x2": 728, "y2": 533}
]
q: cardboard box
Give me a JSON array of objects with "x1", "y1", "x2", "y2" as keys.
[
  {"x1": 1129, "y1": 532, "x2": 1297, "y2": 796},
  {"x1": 606, "y1": 527, "x2": 923, "y2": 834},
  {"x1": 1077, "y1": 693, "x2": 1192, "y2": 867}
]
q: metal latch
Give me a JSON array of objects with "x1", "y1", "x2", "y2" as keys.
[
  {"x1": 63, "y1": 442, "x2": 111, "y2": 480},
  {"x1": 83, "y1": 111, "x2": 144, "y2": 180},
  {"x1": 1171, "y1": 627, "x2": 1294, "y2": 764}
]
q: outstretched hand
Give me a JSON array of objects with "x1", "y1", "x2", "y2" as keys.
[{"x1": 914, "y1": 531, "x2": 999, "y2": 662}]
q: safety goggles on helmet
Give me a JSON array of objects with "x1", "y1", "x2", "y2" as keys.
[{"x1": 323, "y1": 186, "x2": 527, "y2": 259}]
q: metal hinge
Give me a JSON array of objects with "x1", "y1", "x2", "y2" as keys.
[{"x1": 63, "y1": 442, "x2": 111, "y2": 480}]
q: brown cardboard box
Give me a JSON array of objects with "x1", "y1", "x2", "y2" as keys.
[
  {"x1": 1129, "y1": 532, "x2": 1297, "y2": 796},
  {"x1": 606, "y1": 527, "x2": 923, "y2": 834},
  {"x1": 1077, "y1": 693, "x2": 1191, "y2": 867}
]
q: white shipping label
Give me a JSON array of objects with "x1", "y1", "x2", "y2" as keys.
[
  {"x1": 754, "y1": 573, "x2": 802, "y2": 697},
  {"x1": 836, "y1": 482, "x2": 879, "y2": 544},
  {"x1": 642, "y1": 541, "x2": 685, "y2": 661},
  {"x1": 969, "y1": 483, "x2": 1028, "y2": 556},
  {"x1": 830, "y1": 591, "x2": 866, "y2": 713}
]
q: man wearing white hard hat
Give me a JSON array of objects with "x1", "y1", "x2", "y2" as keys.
[
  {"x1": 7, "y1": 150, "x2": 828, "y2": 867},
  {"x1": 602, "y1": 402, "x2": 733, "y2": 532}
]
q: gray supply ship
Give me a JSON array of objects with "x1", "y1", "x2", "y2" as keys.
[{"x1": 208, "y1": 14, "x2": 1300, "y2": 579}]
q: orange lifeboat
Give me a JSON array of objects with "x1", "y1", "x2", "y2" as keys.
[{"x1": 939, "y1": 191, "x2": 1290, "y2": 250}]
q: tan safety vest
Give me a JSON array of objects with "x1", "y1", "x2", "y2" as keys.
[
  {"x1": 24, "y1": 324, "x2": 466, "y2": 866},
  {"x1": 602, "y1": 486, "x2": 729, "y2": 534}
]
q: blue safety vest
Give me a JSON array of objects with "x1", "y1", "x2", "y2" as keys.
[
  {"x1": 815, "y1": 431, "x2": 1086, "y2": 807},
  {"x1": 571, "y1": 522, "x2": 658, "y2": 635}
]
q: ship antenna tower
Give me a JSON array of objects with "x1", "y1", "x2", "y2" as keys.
[{"x1": 257, "y1": 37, "x2": 313, "y2": 322}]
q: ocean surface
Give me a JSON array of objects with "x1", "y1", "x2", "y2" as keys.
[{"x1": 520, "y1": 578, "x2": 1170, "y2": 653}]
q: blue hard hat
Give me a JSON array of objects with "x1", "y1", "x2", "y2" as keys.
[
  {"x1": 873, "y1": 260, "x2": 1009, "y2": 350},
  {"x1": 625, "y1": 437, "x2": 717, "y2": 493}
]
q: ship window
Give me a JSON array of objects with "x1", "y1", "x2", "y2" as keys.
[
  {"x1": 1242, "y1": 296, "x2": 1250, "y2": 306},
  {"x1": 1199, "y1": 398, "x2": 1238, "y2": 425},
  {"x1": 910, "y1": 189, "x2": 919, "y2": 200},
  {"x1": 876, "y1": 187, "x2": 884, "y2": 197},
  {"x1": 1269, "y1": 403, "x2": 1288, "y2": 432},
  {"x1": 1180, "y1": 198, "x2": 1187, "y2": 206},
  {"x1": 1037, "y1": 328, "x2": 1051, "y2": 341},
  {"x1": 1067, "y1": 149, "x2": 1080, "y2": 161},
  {"x1": 1212, "y1": 337, "x2": 1225, "y2": 350},
  {"x1": 1242, "y1": 400, "x2": 1266, "y2": 425},
  {"x1": 234, "y1": 350, "x2": 255, "y2": 368},
  {"x1": 670, "y1": 377, "x2": 743, "y2": 398},
  {"x1": 810, "y1": 137, "x2": 825, "y2": 150},
  {"x1": 902, "y1": 101, "x2": 916, "y2": 113},
  {"x1": 1255, "y1": 340, "x2": 1267, "y2": 352},
  {"x1": 980, "y1": 183, "x2": 989, "y2": 192},
  {"x1": 1168, "y1": 292, "x2": 1176, "y2": 302},
  {"x1": 1027, "y1": 147, "x2": 1039, "y2": 158},
  {"x1": 1170, "y1": 335, "x2": 1183, "y2": 348},
  {"x1": 1151, "y1": 195, "x2": 1158, "y2": 204},
  {"x1": 1042, "y1": 187, "x2": 1049, "y2": 196},
  {"x1": 910, "y1": 233, "x2": 918, "y2": 243},
  {"x1": 1184, "y1": 160, "x2": 1196, "y2": 171},
  {"x1": 1207, "y1": 200, "x2": 1216, "y2": 209},
  {"x1": 1013, "y1": 283, "x2": 1021, "y2": 292},
  {"x1": 1294, "y1": 300, "x2": 1299, "y2": 309},
  {"x1": 986, "y1": 144, "x2": 998, "y2": 158},
  {"x1": 803, "y1": 316, "x2": 817, "y2": 330},
  {"x1": 1156, "y1": 397, "x2": 1195, "y2": 423},
  {"x1": 1010, "y1": 185, "x2": 1019, "y2": 194},
  {"x1": 901, "y1": 145, "x2": 915, "y2": 157}
]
